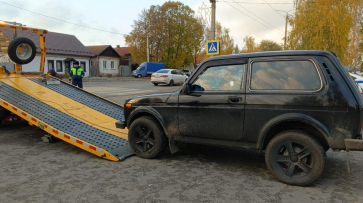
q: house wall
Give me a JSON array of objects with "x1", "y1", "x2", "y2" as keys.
[
  {"x1": 99, "y1": 56, "x2": 119, "y2": 76},
  {"x1": 22, "y1": 54, "x2": 90, "y2": 77}
]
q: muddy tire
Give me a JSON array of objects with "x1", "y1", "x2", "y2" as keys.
[
  {"x1": 265, "y1": 130, "x2": 325, "y2": 186},
  {"x1": 8, "y1": 37, "x2": 36, "y2": 64},
  {"x1": 128, "y1": 116, "x2": 166, "y2": 159}
]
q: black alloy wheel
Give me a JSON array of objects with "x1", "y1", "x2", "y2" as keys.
[
  {"x1": 265, "y1": 130, "x2": 325, "y2": 186},
  {"x1": 128, "y1": 116, "x2": 166, "y2": 159}
]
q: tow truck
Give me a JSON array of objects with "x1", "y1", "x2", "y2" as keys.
[{"x1": 0, "y1": 22, "x2": 132, "y2": 161}]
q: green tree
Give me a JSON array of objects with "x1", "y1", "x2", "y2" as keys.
[
  {"x1": 125, "y1": 1, "x2": 203, "y2": 69},
  {"x1": 259, "y1": 40, "x2": 282, "y2": 51},
  {"x1": 287, "y1": 0, "x2": 362, "y2": 64},
  {"x1": 241, "y1": 36, "x2": 259, "y2": 53},
  {"x1": 215, "y1": 22, "x2": 235, "y2": 55}
]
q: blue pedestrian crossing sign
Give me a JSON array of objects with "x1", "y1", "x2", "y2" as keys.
[{"x1": 206, "y1": 40, "x2": 220, "y2": 55}]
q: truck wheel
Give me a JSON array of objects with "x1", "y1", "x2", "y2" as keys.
[
  {"x1": 137, "y1": 74, "x2": 142, "y2": 78},
  {"x1": 8, "y1": 37, "x2": 36, "y2": 64},
  {"x1": 169, "y1": 80, "x2": 174, "y2": 86},
  {"x1": 265, "y1": 130, "x2": 325, "y2": 186},
  {"x1": 128, "y1": 116, "x2": 166, "y2": 159}
]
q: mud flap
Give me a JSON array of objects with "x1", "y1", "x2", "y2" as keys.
[{"x1": 169, "y1": 138, "x2": 179, "y2": 154}]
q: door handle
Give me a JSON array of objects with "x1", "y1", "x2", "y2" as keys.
[{"x1": 227, "y1": 96, "x2": 242, "y2": 103}]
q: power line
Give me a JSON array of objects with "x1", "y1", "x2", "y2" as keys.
[
  {"x1": 0, "y1": 1, "x2": 126, "y2": 36},
  {"x1": 222, "y1": 1, "x2": 284, "y2": 35},
  {"x1": 218, "y1": 1, "x2": 293, "y2": 4},
  {"x1": 263, "y1": 0, "x2": 285, "y2": 17},
  {"x1": 232, "y1": 0, "x2": 284, "y2": 34}
]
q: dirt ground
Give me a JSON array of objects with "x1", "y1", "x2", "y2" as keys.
[{"x1": 0, "y1": 122, "x2": 362, "y2": 203}]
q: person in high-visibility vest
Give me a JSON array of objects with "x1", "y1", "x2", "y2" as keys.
[{"x1": 70, "y1": 61, "x2": 85, "y2": 88}]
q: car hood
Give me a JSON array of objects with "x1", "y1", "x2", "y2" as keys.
[{"x1": 125, "y1": 92, "x2": 173, "y2": 105}]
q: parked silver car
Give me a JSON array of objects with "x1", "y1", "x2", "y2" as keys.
[{"x1": 151, "y1": 69, "x2": 188, "y2": 86}]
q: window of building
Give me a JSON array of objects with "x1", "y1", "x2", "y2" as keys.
[
  {"x1": 56, "y1": 61, "x2": 63, "y2": 72},
  {"x1": 103, "y1": 61, "x2": 107, "y2": 69},
  {"x1": 192, "y1": 64, "x2": 244, "y2": 91},
  {"x1": 80, "y1": 61, "x2": 86, "y2": 72},
  {"x1": 47, "y1": 60, "x2": 54, "y2": 71},
  {"x1": 111, "y1": 61, "x2": 115, "y2": 69},
  {"x1": 250, "y1": 60, "x2": 321, "y2": 91}
]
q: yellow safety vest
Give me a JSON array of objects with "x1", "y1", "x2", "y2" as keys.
[{"x1": 71, "y1": 67, "x2": 83, "y2": 76}]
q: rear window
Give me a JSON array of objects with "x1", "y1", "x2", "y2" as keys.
[
  {"x1": 156, "y1": 70, "x2": 169, "y2": 73},
  {"x1": 250, "y1": 60, "x2": 321, "y2": 91}
]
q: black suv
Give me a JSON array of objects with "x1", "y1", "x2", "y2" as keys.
[{"x1": 118, "y1": 51, "x2": 363, "y2": 186}]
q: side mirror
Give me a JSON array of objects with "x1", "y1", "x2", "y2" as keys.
[{"x1": 182, "y1": 83, "x2": 191, "y2": 95}]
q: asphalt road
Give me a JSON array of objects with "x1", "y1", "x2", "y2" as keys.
[
  {"x1": 0, "y1": 79, "x2": 363, "y2": 203},
  {"x1": 83, "y1": 79, "x2": 181, "y2": 105}
]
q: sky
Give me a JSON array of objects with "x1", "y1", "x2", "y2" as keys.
[{"x1": 0, "y1": 0, "x2": 295, "y2": 49}]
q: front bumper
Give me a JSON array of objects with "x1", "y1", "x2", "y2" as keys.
[
  {"x1": 345, "y1": 138, "x2": 363, "y2": 151},
  {"x1": 115, "y1": 120, "x2": 126, "y2": 129}
]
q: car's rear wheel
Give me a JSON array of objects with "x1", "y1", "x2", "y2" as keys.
[
  {"x1": 153, "y1": 83, "x2": 158, "y2": 86},
  {"x1": 128, "y1": 116, "x2": 166, "y2": 159},
  {"x1": 169, "y1": 80, "x2": 174, "y2": 86},
  {"x1": 265, "y1": 130, "x2": 325, "y2": 186}
]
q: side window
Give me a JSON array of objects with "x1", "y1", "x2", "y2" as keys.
[
  {"x1": 56, "y1": 61, "x2": 63, "y2": 72},
  {"x1": 171, "y1": 70, "x2": 178, "y2": 74},
  {"x1": 103, "y1": 61, "x2": 107, "y2": 69},
  {"x1": 250, "y1": 60, "x2": 321, "y2": 91},
  {"x1": 140, "y1": 67, "x2": 145, "y2": 71},
  {"x1": 192, "y1": 64, "x2": 244, "y2": 91},
  {"x1": 80, "y1": 62, "x2": 86, "y2": 72}
]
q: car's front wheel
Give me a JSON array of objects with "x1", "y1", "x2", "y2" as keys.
[
  {"x1": 265, "y1": 130, "x2": 325, "y2": 186},
  {"x1": 128, "y1": 116, "x2": 166, "y2": 159}
]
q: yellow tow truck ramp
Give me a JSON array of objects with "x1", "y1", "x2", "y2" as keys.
[
  {"x1": 0, "y1": 73, "x2": 132, "y2": 161},
  {"x1": 0, "y1": 22, "x2": 132, "y2": 161}
]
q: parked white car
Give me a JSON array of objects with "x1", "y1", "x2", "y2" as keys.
[
  {"x1": 349, "y1": 72, "x2": 363, "y2": 93},
  {"x1": 151, "y1": 69, "x2": 188, "y2": 86}
]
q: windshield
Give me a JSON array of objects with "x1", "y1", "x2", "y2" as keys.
[{"x1": 156, "y1": 70, "x2": 169, "y2": 73}]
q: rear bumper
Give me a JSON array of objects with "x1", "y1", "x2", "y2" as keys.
[
  {"x1": 345, "y1": 138, "x2": 363, "y2": 151},
  {"x1": 115, "y1": 120, "x2": 126, "y2": 129}
]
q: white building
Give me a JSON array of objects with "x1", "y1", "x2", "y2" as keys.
[
  {"x1": 86, "y1": 45, "x2": 121, "y2": 77},
  {"x1": 0, "y1": 28, "x2": 93, "y2": 76}
]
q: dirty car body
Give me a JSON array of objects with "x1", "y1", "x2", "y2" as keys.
[{"x1": 119, "y1": 51, "x2": 363, "y2": 185}]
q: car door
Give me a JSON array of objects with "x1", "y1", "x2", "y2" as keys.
[
  {"x1": 178, "y1": 58, "x2": 247, "y2": 141},
  {"x1": 171, "y1": 70, "x2": 182, "y2": 84},
  {"x1": 177, "y1": 70, "x2": 186, "y2": 84}
]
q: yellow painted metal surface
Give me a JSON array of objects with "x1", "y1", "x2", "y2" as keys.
[{"x1": 0, "y1": 74, "x2": 128, "y2": 140}]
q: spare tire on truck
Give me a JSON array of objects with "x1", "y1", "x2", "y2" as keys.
[{"x1": 8, "y1": 37, "x2": 36, "y2": 64}]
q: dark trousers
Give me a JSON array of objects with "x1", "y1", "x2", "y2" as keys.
[{"x1": 72, "y1": 80, "x2": 83, "y2": 88}]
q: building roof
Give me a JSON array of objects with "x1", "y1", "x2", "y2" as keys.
[
  {"x1": 86, "y1": 45, "x2": 110, "y2": 56},
  {"x1": 0, "y1": 28, "x2": 93, "y2": 57},
  {"x1": 114, "y1": 46, "x2": 130, "y2": 57}
]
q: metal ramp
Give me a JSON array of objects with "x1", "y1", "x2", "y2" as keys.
[{"x1": 0, "y1": 73, "x2": 132, "y2": 161}]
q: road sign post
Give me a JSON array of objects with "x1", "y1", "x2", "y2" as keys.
[{"x1": 206, "y1": 40, "x2": 220, "y2": 56}]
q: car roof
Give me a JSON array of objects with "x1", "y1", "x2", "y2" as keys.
[{"x1": 203, "y1": 50, "x2": 336, "y2": 62}]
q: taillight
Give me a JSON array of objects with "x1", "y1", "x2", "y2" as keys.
[
  {"x1": 151, "y1": 75, "x2": 155, "y2": 77},
  {"x1": 160, "y1": 75, "x2": 168, "y2": 78}
]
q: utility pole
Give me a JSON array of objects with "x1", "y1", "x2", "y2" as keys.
[
  {"x1": 284, "y1": 14, "x2": 288, "y2": 49},
  {"x1": 210, "y1": 0, "x2": 216, "y2": 40},
  {"x1": 147, "y1": 35, "x2": 150, "y2": 62},
  {"x1": 277, "y1": 9, "x2": 294, "y2": 50}
]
